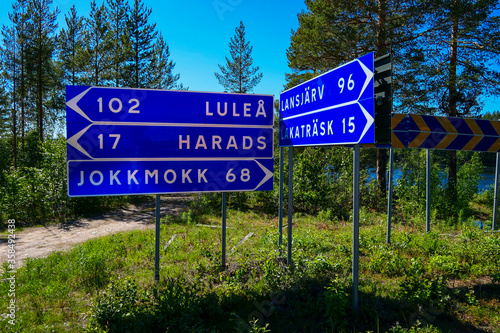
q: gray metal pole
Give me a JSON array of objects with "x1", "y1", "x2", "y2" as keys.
[
  {"x1": 352, "y1": 145, "x2": 360, "y2": 313},
  {"x1": 222, "y1": 192, "x2": 227, "y2": 268},
  {"x1": 279, "y1": 147, "x2": 284, "y2": 252},
  {"x1": 387, "y1": 148, "x2": 394, "y2": 244},
  {"x1": 493, "y1": 152, "x2": 500, "y2": 231},
  {"x1": 287, "y1": 147, "x2": 293, "y2": 266},
  {"x1": 155, "y1": 194, "x2": 160, "y2": 281},
  {"x1": 426, "y1": 149, "x2": 431, "y2": 233}
]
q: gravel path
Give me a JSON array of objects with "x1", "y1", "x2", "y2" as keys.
[{"x1": 0, "y1": 195, "x2": 190, "y2": 269}]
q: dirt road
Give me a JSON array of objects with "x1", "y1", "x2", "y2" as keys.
[{"x1": 1, "y1": 196, "x2": 190, "y2": 269}]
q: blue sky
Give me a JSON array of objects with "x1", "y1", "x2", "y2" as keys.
[
  {"x1": 0, "y1": 0, "x2": 308, "y2": 100},
  {"x1": 0, "y1": 0, "x2": 498, "y2": 113}
]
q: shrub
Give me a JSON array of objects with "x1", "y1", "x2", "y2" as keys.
[
  {"x1": 323, "y1": 277, "x2": 350, "y2": 331},
  {"x1": 400, "y1": 259, "x2": 450, "y2": 308},
  {"x1": 87, "y1": 278, "x2": 154, "y2": 332},
  {"x1": 427, "y1": 255, "x2": 463, "y2": 278}
]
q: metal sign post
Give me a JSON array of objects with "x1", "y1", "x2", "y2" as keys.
[
  {"x1": 493, "y1": 152, "x2": 499, "y2": 231},
  {"x1": 426, "y1": 149, "x2": 431, "y2": 233},
  {"x1": 222, "y1": 192, "x2": 227, "y2": 267},
  {"x1": 287, "y1": 147, "x2": 293, "y2": 266},
  {"x1": 352, "y1": 145, "x2": 360, "y2": 312},
  {"x1": 155, "y1": 194, "x2": 160, "y2": 281},
  {"x1": 387, "y1": 148, "x2": 394, "y2": 244},
  {"x1": 279, "y1": 147, "x2": 284, "y2": 253}
]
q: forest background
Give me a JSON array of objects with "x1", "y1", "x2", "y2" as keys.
[{"x1": 1, "y1": 0, "x2": 500, "y2": 227}]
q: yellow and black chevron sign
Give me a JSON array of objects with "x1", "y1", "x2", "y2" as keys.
[{"x1": 391, "y1": 114, "x2": 500, "y2": 152}]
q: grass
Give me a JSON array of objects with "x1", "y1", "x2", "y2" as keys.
[{"x1": 1, "y1": 204, "x2": 500, "y2": 332}]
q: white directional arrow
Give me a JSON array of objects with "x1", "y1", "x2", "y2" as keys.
[
  {"x1": 66, "y1": 87, "x2": 92, "y2": 122},
  {"x1": 357, "y1": 58, "x2": 374, "y2": 101},
  {"x1": 67, "y1": 124, "x2": 93, "y2": 159},
  {"x1": 357, "y1": 102, "x2": 375, "y2": 144},
  {"x1": 253, "y1": 160, "x2": 274, "y2": 191}
]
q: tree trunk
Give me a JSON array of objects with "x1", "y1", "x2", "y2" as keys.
[
  {"x1": 376, "y1": 149, "x2": 387, "y2": 195},
  {"x1": 72, "y1": 36, "x2": 76, "y2": 85},
  {"x1": 376, "y1": 0, "x2": 388, "y2": 196},
  {"x1": 12, "y1": 30, "x2": 17, "y2": 169},
  {"x1": 448, "y1": 14, "x2": 459, "y2": 202},
  {"x1": 95, "y1": 38, "x2": 99, "y2": 86},
  {"x1": 21, "y1": 42, "x2": 25, "y2": 148},
  {"x1": 38, "y1": 40, "x2": 43, "y2": 142}
]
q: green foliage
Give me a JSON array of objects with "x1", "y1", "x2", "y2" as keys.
[
  {"x1": 248, "y1": 319, "x2": 271, "y2": 333},
  {"x1": 0, "y1": 71, "x2": 9, "y2": 135},
  {"x1": 293, "y1": 147, "x2": 336, "y2": 213},
  {"x1": 427, "y1": 255, "x2": 463, "y2": 278},
  {"x1": 58, "y1": 5, "x2": 86, "y2": 86},
  {"x1": 286, "y1": 0, "x2": 426, "y2": 113},
  {"x1": 275, "y1": 146, "x2": 356, "y2": 218},
  {"x1": 473, "y1": 188, "x2": 494, "y2": 208},
  {"x1": 191, "y1": 193, "x2": 222, "y2": 216},
  {"x1": 394, "y1": 149, "x2": 436, "y2": 221},
  {"x1": 0, "y1": 133, "x2": 145, "y2": 227},
  {"x1": 408, "y1": 0, "x2": 500, "y2": 117},
  {"x1": 87, "y1": 278, "x2": 152, "y2": 332},
  {"x1": 400, "y1": 259, "x2": 451, "y2": 308},
  {"x1": 124, "y1": 0, "x2": 181, "y2": 89},
  {"x1": 388, "y1": 321, "x2": 440, "y2": 333},
  {"x1": 393, "y1": 150, "x2": 484, "y2": 224},
  {"x1": 368, "y1": 246, "x2": 408, "y2": 277},
  {"x1": 0, "y1": 134, "x2": 67, "y2": 225},
  {"x1": 323, "y1": 277, "x2": 350, "y2": 331},
  {"x1": 76, "y1": 246, "x2": 110, "y2": 290},
  {"x1": 177, "y1": 209, "x2": 197, "y2": 224},
  {"x1": 88, "y1": 276, "x2": 223, "y2": 332},
  {"x1": 455, "y1": 152, "x2": 484, "y2": 214},
  {"x1": 25, "y1": 0, "x2": 61, "y2": 140},
  {"x1": 3, "y1": 209, "x2": 500, "y2": 332}
]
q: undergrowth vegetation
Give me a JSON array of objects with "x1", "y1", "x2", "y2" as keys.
[
  {"x1": 1, "y1": 207, "x2": 499, "y2": 332},
  {"x1": 0, "y1": 134, "x2": 151, "y2": 227}
]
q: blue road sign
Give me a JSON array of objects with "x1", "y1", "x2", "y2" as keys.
[
  {"x1": 67, "y1": 124, "x2": 273, "y2": 160},
  {"x1": 279, "y1": 53, "x2": 374, "y2": 147},
  {"x1": 66, "y1": 86, "x2": 271, "y2": 126},
  {"x1": 66, "y1": 86, "x2": 274, "y2": 197},
  {"x1": 67, "y1": 159, "x2": 273, "y2": 197}
]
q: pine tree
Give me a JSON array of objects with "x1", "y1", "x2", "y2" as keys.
[
  {"x1": 84, "y1": 0, "x2": 112, "y2": 86},
  {"x1": 106, "y1": 0, "x2": 131, "y2": 87},
  {"x1": 215, "y1": 21, "x2": 262, "y2": 93},
  {"x1": 414, "y1": 0, "x2": 500, "y2": 203},
  {"x1": 125, "y1": 0, "x2": 157, "y2": 88},
  {"x1": 8, "y1": 0, "x2": 30, "y2": 147},
  {"x1": 1, "y1": 25, "x2": 18, "y2": 166},
  {"x1": 286, "y1": 0, "x2": 425, "y2": 194},
  {"x1": 147, "y1": 33, "x2": 180, "y2": 89},
  {"x1": 0, "y1": 60, "x2": 9, "y2": 137},
  {"x1": 26, "y1": 0, "x2": 59, "y2": 141},
  {"x1": 58, "y1": 5, "x2": 85, "y2": 86}
]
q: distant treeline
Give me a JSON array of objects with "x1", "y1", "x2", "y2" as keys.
[
  {"x1": 0, "y1": 0, "x2": 182, "y2": 225},
  {"x1": 0, "y1": 0, "x2": 181, "y2": 154}
]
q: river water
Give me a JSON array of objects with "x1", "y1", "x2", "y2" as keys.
[{"x1": 368, "y1": 167, "x2": 497, "y2": 192}]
